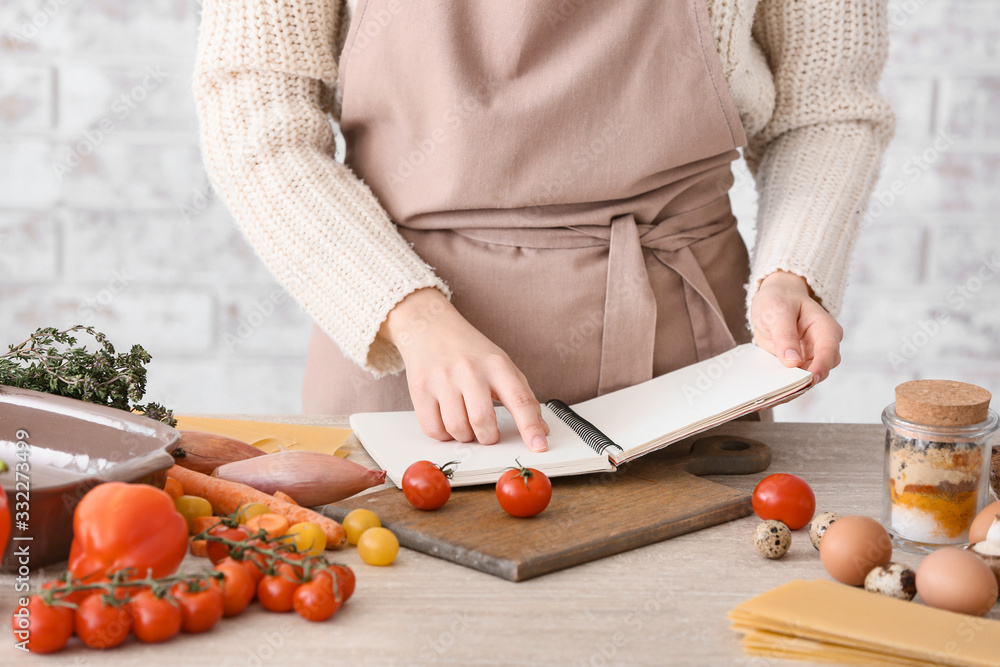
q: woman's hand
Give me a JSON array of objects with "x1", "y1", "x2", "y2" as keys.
[
  {"x1": 379, "y1": 288, "x2": 550, "y2": 452},
  {"x1": 749, "y1": 270, "x2": 843, "y2": 384}
]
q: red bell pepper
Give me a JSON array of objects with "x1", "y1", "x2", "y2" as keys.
[{"x1": 68, "y1": 482, "x2": 188, "y2": 582}]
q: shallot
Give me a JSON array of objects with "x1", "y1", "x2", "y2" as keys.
[
  {"x1": 171, "y1": 431, "x2": 265, "y2": 475},
  {"x1": 213, "y1": 450, "x2": 386, "y2": 506}
]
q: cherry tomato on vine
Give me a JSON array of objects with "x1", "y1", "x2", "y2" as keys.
[
  {"x1": 74, "y1": 593, "x2": 132, "y2": 649},
  {"x1": 293, "y1": 579, "x2": 342, "y2": 622},
  {"x1": 285, "y1": 521, "x2": 327, "y2": 556},
  {"x1": 127, "y1": 589, "x2": 181, "y2": 643},
  {"x1": 316, "y1": 564, "x2": 355, "y2": 603},
  {"x1": 225, "y1": 552, "x2": 265, "y2": 586},
  {"x1": 10, "y1": 595, "x2": 74, "y2": 654},
  {"x1": 41, "y1": 578, "x2": 92, "y2": 605},
  {"x1": 206, "y1": 524, "x2": 249, "y2": 565},
  {"x1": 215, "y1": 558, "x2": 256, "y2": 617},
  {"x1": 495, "y1": 462, "x2": 551, "y2": 518},
  {"x1": 257, "y1": 563, "x2": 301, "y2": 613},
  {"x1": 751, "y1": 473, "x2": 816, "y2": 530},
  {"x1": 170, "y1": 579, "x2": 223, "y2": 633},
  {"x1": 402, "y1": 460, "x2": 458, "y2": 510}
]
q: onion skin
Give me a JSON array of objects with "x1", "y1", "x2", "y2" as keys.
[
  {"x1": 213, "y1": 451, "x2": 386, "y2": 506},
  {"x1": 172, "y1": 431, "x2": 265, "y2": 475}
]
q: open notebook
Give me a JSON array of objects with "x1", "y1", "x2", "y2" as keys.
[{"x1": 350, "y1": 343, "x2": 813, "y2": 486}]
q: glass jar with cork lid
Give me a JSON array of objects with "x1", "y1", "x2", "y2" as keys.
[{"x1": 882, "y1": 380, "x2": 998, "y2": 553}]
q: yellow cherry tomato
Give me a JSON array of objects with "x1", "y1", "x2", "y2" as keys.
[
  {"x1": 343, "y1": 509, "x2": 381, "y2": 545},
  {"x1": 285, "y1": 522, "x2": 327, "y2": 556},
  {"x1": 357, "y1": 527, "x2": 399, "y2": 566},
  {"x1": 174, "y1": 495, "x2": 212, "y2": 531},
  {"x1": 234, "y1": 502, "x2": 271, "y2": 524}
]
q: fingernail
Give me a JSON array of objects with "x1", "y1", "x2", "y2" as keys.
[
  {"x1": 784, "y1": 349, "x2": 802, "y2": 362},
  {"x1": 530, "y1": 435, "x2": 547, "y2": 452}
]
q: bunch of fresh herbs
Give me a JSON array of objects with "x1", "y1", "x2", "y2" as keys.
[{"x1": 0, "y1": 325, "x2": 176, "y2": 426}]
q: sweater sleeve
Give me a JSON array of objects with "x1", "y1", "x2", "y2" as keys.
[
  {"x1": 744, "y1": 0, "x2": 895, "y2": 317},
  {"x1": 192, "y1": 0, "x2": 450, "y2": 376}
]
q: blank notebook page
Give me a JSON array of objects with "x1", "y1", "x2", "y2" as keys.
[{"x1": 571, "y1": 344, "x2": 812, "y2": 452}]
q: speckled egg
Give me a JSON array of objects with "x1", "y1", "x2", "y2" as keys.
[
  {"x1": 809, "y1": 511, "x2": 840, "y2": 550},
  {"x1": 754, "y1": 520, "x2": 791, "y2": 559},
  {"x1": 864, "y1": 562, "x2": 917, "y2": 601}
]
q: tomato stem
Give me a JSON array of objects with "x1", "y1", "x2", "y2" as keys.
[
  {"x1": 437, "y1": 460, "x2": 461, "y2": 480},
  {"x1": 502, "y1": 457, "x2": 535, "y2": 489}
]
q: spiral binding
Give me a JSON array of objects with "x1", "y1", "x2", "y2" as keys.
[{"x1": 545, "y1": 399, "x2": 623, "y2": 456}]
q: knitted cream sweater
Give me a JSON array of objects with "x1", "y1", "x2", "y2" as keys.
[{"x1": 194, "y1": 0, "x2": 894, "y2": 376}]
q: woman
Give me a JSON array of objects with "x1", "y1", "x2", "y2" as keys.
[{"x1": 194, "y1": 0, "x2": 894, "y2": 452}]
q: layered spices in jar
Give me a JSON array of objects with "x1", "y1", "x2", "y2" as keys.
[{"x1": 882, "y1": 380, "x2": 998, "y2": 552}]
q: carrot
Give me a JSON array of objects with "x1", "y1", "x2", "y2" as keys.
[
  {"x1": 163, "y1": 477, "x2": 183, "y2": 500},
  {"x1": 189, "y1": 539, "x2": 208, "y2": 558},
  {"x1": 273, "y1": 490, "x2": 298, "y2": 505},
  {"x1": 190, "y1": 515, "x2": 222, "y2": 536},
  {"x1": 168, "y1": 465, "x2": 345, "y2": 548},
  {"x1": 245, "y1": 513, "x2": 290, "y2": 540}
]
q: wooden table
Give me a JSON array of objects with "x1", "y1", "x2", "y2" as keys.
[{"x1": 2, "y1": 419, "x2": 997, "y2": 666}]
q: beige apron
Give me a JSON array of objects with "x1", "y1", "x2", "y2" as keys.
[{"x1": 302, "y1": 0, "x2": 751, "y2": 413}]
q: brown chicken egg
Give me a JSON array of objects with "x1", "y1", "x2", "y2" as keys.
[
  {"x1": 968, "y1": 500, "x2": 1000, "y2": 544},
  {"x1": 916, "y1": 547, "x2": 998, "y2": 616},
  {"x1": 819, "y1": 515, "x2": 893, "y2": 586}
]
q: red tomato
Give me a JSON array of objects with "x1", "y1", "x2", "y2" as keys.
[
  {"x1": 215, "y1": 559, "x2": 256, "y2": 617},
  {"x1": 402, "y1": 460, "x2": 456, "y2": 510},
  {"x1": 495, "y1": 464, "x2": 552, "y2": 518},
  {"x1": 127, "y1": 589, "x2": 181, "y2": 643},
  {"x1": 751, "y1": 473, "x2": 816, "y2": 530},
  {"x1": 293, "y1": 579, "x2": 342, "y2": 622},
  {"x1": 206, "y1": 525, "x2": 250, "y2": 565},
  {"x1": 257, "y1": 564, "x2": 301, "y2": 613},
  {"x1": 272, "y1": 551, "x2": 306, "y2": 579},
  {"x1": 68, "y1": 482, "x2": 188, "y2": 582},
  {"x1": 74, "y1": 594, "x2": 132, "y2": 649},
  {"x1": 170, "y1": 579, "x2": 224, "y2": 633},
  {"x1": 316, "y1": 564, "x2": 356, "y2": 603},
  {"x1": 10, "y1": 595, "x2": 74, "y2": 654},
  {"x1": 228, "y1": 554, "x2": 264, "y2": 586}
]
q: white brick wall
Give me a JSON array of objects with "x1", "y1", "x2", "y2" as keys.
[{"x1": 1, "y1": 0, "x2": 998, "y2": 424}]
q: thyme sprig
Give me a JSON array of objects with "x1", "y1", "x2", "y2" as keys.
[{"x1": 0, "y1": 325, "x2": 175, "y2": 427}]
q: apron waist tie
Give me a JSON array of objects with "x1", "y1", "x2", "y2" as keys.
[{"x1": 448, "y1": 196, "x2": 739, "y2": 395}]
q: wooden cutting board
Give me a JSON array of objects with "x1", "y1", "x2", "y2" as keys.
[{"x1": 323, "y1": 432, "x2": 770, "y2": 581}]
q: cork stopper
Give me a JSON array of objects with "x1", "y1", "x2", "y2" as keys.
[{"x1": 895, "y1": 380, "x2": 992, "y2": 427}]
